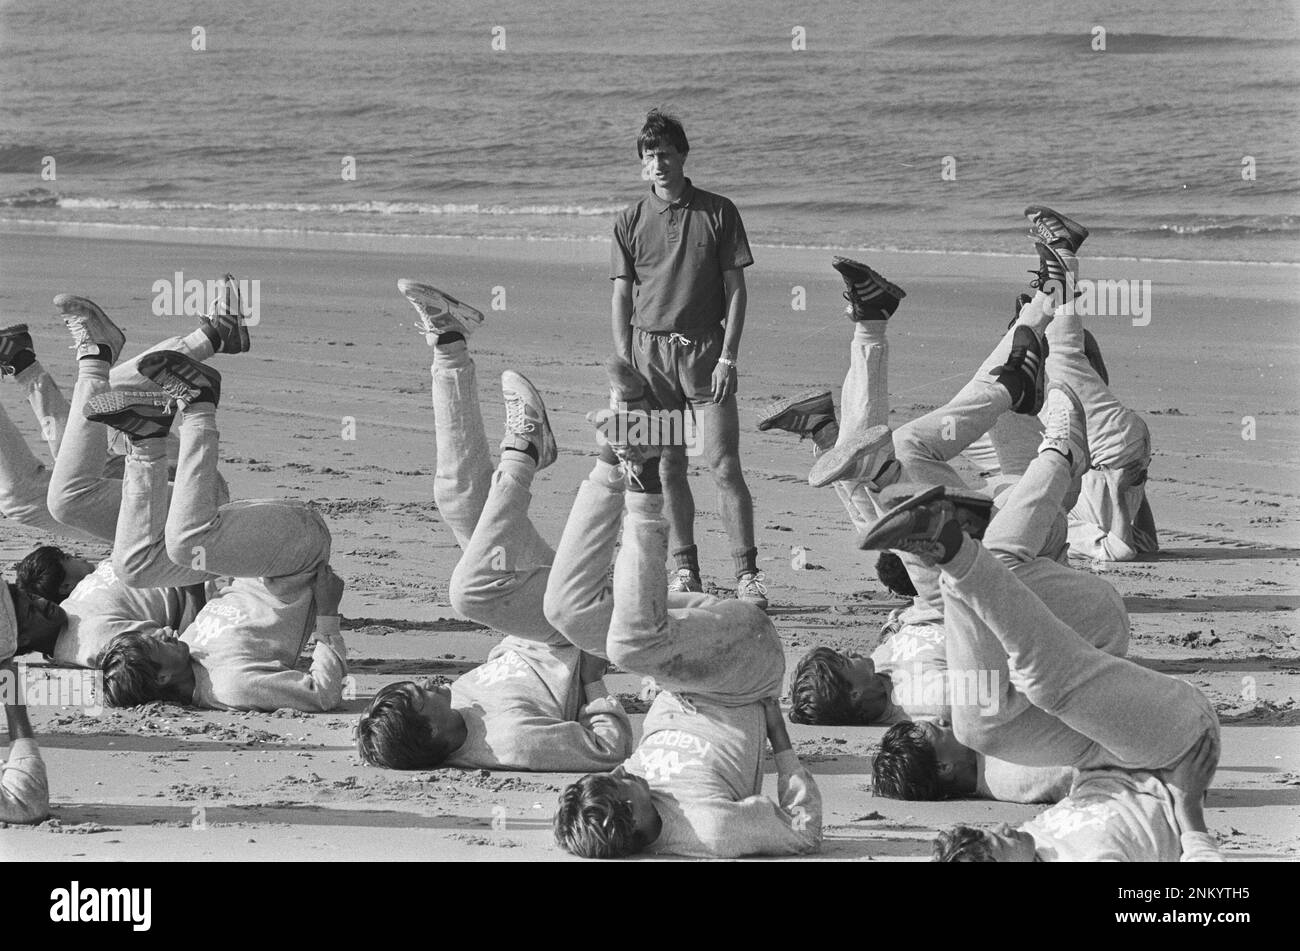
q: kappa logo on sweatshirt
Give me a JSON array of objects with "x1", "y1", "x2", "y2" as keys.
[
  {"x1": 634, "y1": 730, "x2": 713, "y2": 782},
  {"x1": 473, "y1": 650, "x2": 532, "y2": 688},
  {"x1": 186, "y1": 601, "x2": 251, "y2": 647}
]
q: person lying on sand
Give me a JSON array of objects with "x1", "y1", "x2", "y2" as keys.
[
  {"x1": 760, "y1": 224, "x2": 1129, "y2": 806},
  {"x1": 74, "y1": 324, "x2": 347, "y2": 712},
  {"x1": 858, "y1": 387, "x2": 1222, "y2": 861},
  {"x1": 551, "y1": 358, "x2": 823, "y2": 859},
  {"x1": 2, "y1": 285, "x2": 249, "y2": 668},
  {"x1": 355, "y1": 282, "x2": 632, "y2": 772}
]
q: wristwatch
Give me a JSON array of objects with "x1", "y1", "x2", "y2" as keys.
[{"x1": 718, "y1": 356, "x2": 737, "y2": 369}]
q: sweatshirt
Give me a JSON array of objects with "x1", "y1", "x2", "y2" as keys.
[
  {"x1": 871, "y1": 604, "x2": 948, "y2": 723},
  {"x1": 624, "y1": 690, "x2": 823, "y2": 858},
  {"x1": 1025, "y1": 769, "x2": 1223, "y2": 861},
  {"x1": 53, "y1": 560, "x2": 185, "y2": 667},
  {"x1": 0, "y1": 738, "x2": 50, "y2": 824},
  {"x1": 183, "y1": 576, "x2": 345, "y2": 712},
  {"x1": 446, "y1": 635, "x2": 632, "y2": 772}
]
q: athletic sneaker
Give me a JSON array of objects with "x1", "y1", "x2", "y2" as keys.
[
  {"x1": 500, "y1": 369, "x2": 558, "y2": 471},
  {"x1": 1028, "y1": 241, "x2": 1077, "y2": 304},
  {"x1": 1038, "y1": 382, "x2": 1090, "y2": 478},
  {"x1": 201, "y1": 273, "x2": 252, "y2": 354},
  {"x1": 808, "y1": 423, "x2": 895, "y2": 488},
  {"x1": 1009, "y1": 292, "x2": 1106, "y2": 383},
  {"x1": 857, "y1": 485, "x2": 966, "y2": 566},
  {"x1": 54, "y1": 294, "x2": 126, "y2": 364},
  {"x1": 736, "y1": 571, "x2": 769, "y2": 610},
  {"x1": 601, "y1": 356, "x2": 663, "y2": 480},
  {"x1": 138, "y1": 351, "x2": 222, "y2": 408},
  {"x1": 84, "y1": 391, "x2": 176, "y2": 441},
  {"x1": 668, "y1": 567, "x2": 703, "y2": 594},
  {"x1": 992, "y1": 324, "x2": 1048, "y2": 416},
  {"x1": 832, "y1": 257, "x2": 906, "y2": 322},
  {"x1": 875, "y1": 481, "x2": 994, "y2": 540},
  {"x1": 0, "y1": 324, "x2": 33, "y2": 378},
  {"x1": 757, "y1": 389, "x2": 834, "y2": 436},
  {"x1": 397, "y1": 279, "x2": 485, "y2": 343},
  {"x1": 1024, "y1": 205, "x2": 1089, "y2": 253}
]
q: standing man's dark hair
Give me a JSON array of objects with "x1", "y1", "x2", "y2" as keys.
[
  {"x1": 611, "y1": 109, "x2": 766, "y2": 609},
  {"x1": 636, "y1": 109, "x2": 689, "y2": 158}
]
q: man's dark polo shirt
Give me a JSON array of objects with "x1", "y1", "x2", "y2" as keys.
[{"x1": 611, "y1": 179, "x2": 754, "y2": 335}]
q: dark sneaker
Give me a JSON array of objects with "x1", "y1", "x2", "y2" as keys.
[
  {"x1": 0, "y1": 323, "x2": 33, "y2": 378},
  {"x1": 600, "y1": 356, "x2": 663, "y2": 479},
  {"x1": 668, "y1": 567, "x2": 703, "y2": 594},
  {"x1": 84, "y1": 391, "x2": 176, "y2": 441},
  {"x1": 54, "y1": 295, "x2": 126, "y2": 364},
  {"x1": 138, "y1": 351, "x2": 222, "y2": 408},
  {"x1": 1028, "y1": 241, "x2": 1077, "y2": 306},
  {"x1": 1024, "y1": 205, "x2": 1089, "y2": 253},
  {"x1": 397, "y1": 279, "x2": 485, "y2": 343},
  {"x1": 992, "y1": 324, "x2": 1049, "y2": 416},
  {"x1": 875, "y1": 481, "x2": 994, "y2": 539},
  {"x1": 832, "y1": 257, "x2": 906, "y2": 322},
  {"x1": 808, "y1": 423, "x2": 895, "y2": 488},
  {"x1": 501, "y1": 369, "x2": 558, "y2": 471},
  {"x1": 1009, "y1": 293, "x2": 1033, "y2": 329},
  {"x1": 857, "y1": 484, "x2": 967, "y2": 565},
  {"x1": 201, "y1": 273, "x2": 252, "y2": 354},
  {"x1": 757, "y1": 389, "x2": 834, "y2": 435},
  {"x1": 1038, "y1": 382, "x2": 1090, "y2": 478}
]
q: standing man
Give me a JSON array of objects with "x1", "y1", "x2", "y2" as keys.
[{"x1": 610, "y1": 109, "x2": 766, "y2": 608}]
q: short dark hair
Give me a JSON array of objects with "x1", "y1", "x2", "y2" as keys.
[
  {"x1": 101, "y1": 632, "x2": 164, "y2": 707},
  {"x1": 15, "y1": 545, "x2": 68, "y2": 603},
  {"x1": 872, "y1": 721, "x2": 943, "y2": 800},
  {"x1": 875, "y1": 551, "x2": 917, "y2": 597},
  {"x1": 636, "y1": 109, "x2": 689, "y2": 158},
  {"x1": 789, "y1": 647, "x2": 860, "y2": 725},
  {"x1": 554, "y1": 773, "x2": 642, "y2": 859},
  {"x1": 356, "y1": 681, "x2": 455, "y2": 769},
  {"x1": 933, "y1": 825, "x2": 996, "y2": 862}
]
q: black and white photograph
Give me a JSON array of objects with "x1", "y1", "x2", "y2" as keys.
[{"x1": 0, "y1": 0, "x2": 1296, "y2": 891}]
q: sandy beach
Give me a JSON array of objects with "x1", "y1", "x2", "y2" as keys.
[{"x1": 1, "y1": 223, "x2": 1297, "y2": 861}]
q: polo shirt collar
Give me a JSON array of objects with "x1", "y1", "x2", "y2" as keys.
[{"x1": 649, "y1": 178, "x2": 697, "y2": 214}]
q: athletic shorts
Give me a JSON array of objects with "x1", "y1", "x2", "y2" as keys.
[{"x1": 630, "y1": 326, "x2": 727, "y2": 413}]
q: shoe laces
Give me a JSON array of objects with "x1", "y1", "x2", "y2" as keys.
[
  {"x1": 738, "y1": 571, "x2": 768, "y2": 598},
  {"x1": 64, "y1": 317, "x2": 93, "y2": 351},
  {"x1": 503, "y1": 392, "x2": 536, "y2": 436},
  {"x1": 153, "y1": 367, "x2": 195, "y2": 403}
]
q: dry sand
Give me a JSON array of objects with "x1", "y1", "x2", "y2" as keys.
[{"x1": 1, "y1": 223, "x2": 1297, "y2": 861}]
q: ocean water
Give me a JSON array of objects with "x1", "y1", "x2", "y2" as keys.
[{"x1": 1, "y1": 0, "x2": 1298, "y2": 262}]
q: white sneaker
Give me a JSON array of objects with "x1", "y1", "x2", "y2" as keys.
[
  {"x1": 54, "y1": 294, "x2": 126, "y2": 364},
  {"x1": 1038, "y1": 382, "x2": 1089, "y2": 478},
  {"x1": 397, "y1": 279, "x2": 485, "y2": 343},
  {"x1": 736, "y1": 571, "x2": 769, "y2": 611},
  {"x1": 667, "y1": 567, "x2": 703, "y2": 594},
  {"x1": 501, "y1": 370, "x2": 557, "y2": 471}
]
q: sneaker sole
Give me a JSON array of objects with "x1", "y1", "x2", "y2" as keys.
[
  {"x1": 85, "y1": 390, "x2": 174, "y2": 416},
  {"x1": 757, "y1": 389, "x2": 833, "y2": 431},
  {"x1": 397, "y1": 279, "x2": 485, "y2": 336},
  {"x1": 808, "y1": 423, "x2": 893, "y2": 487}
]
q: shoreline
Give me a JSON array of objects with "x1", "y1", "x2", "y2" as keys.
[{"x1": 4, "y1": 218, "x2": 1299, "y2": 271}]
